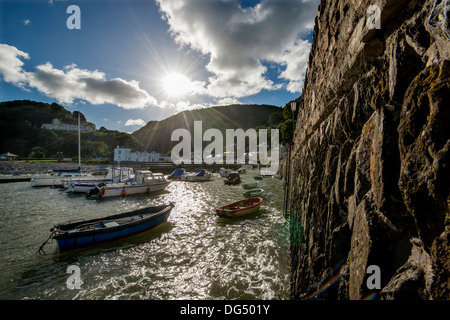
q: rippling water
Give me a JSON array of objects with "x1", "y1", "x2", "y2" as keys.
[{"x1": 0, "y1": 169, "x2": 290, "y2": 300}]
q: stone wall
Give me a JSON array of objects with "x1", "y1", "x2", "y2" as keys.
[{"x1": 289, "y1": 0, "x2": 449, "y2": 299}]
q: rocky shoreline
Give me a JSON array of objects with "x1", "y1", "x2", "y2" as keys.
[{"x1": 0, "y1": 161, "x2": 102, "y2": 175}]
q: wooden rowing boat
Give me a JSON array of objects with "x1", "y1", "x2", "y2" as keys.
[{"x1": 216, "y1": 197, "x2": 263, "y2": 218}]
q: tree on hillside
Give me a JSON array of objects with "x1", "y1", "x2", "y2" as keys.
[{"x1": 268, "y1": 110, "x2": 283, "y2": 126}]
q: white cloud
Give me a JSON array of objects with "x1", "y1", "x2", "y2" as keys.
[
  {"x1": 215, "y1": 97, "x2": 242, "y2": 106},
  {"x1": 274, "y1": 39, "x2": 311, "y2": 93},
  {"x1": 0, "y1": 44, "x2": 158, "y2": 110},
  {"x1": 0, "y1": 43, "x2": 29, "y2": 86},
  {"x1": 125, "y1": 119, "x2": 147, "y2": 127},
  {"x1": 156, "y1": 0, "x2": 318, "y2": 98}
]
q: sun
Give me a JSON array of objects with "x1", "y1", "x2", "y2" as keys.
[{"x1": 161, "y1": 72, "x2": 194, "y2": 99}]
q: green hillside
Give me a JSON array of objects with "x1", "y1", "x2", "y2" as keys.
[
  {"x1": 0, "y1": 100, "x2": 141, "y2": 160},
  {"x1": 0, "y1": 101, "x2": 285, "y2": 161},
  {"x1": 132, "y1": 104, "x2": 281, "y2": 154}
]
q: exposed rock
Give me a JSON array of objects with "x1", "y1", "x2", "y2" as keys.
[
  {"x1": 381, "y1": 238, "x2": 434, "y2": 300},
  {"x1": 289, "y1": 0, "x2": 449, "y2": 300}
]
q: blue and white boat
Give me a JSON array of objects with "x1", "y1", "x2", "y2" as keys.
[
  {"x1": 49, "y1": 203, "x2": 174, "y2": 252},
  {"x1": 167, "y1": 168, "x2": 186, "y2": 180},
  {"x1": 182, "y1": 169, "x2": 212, "y2": 182}
]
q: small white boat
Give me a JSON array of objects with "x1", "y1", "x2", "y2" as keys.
[
  {"x1": 66, "y1": 167, "x2": 134, "y2": 193},
  {"x1": 30, "y1": 167, "x2": 90, "y2": 187},
  {"x1": 32, "y1": 112, "x2": 93, "y2": 188},
  {"x1": 242, "y1": 181, "x2": 258, "y2": 189},
  {"x1": 243, "y1": 188, "x2": 264, "y2": 198},
  {"x1": 86, "y1": 170, "x2": 170, "y2": 198},
  {"x1": 182, "y1": 169, "x2": 212, "y2": 182}
]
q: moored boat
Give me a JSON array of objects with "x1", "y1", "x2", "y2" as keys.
[
  {"x1": 167, "y1": 168, "x2": 186, "y2": 181},
  {"x1": 243, "y1": 188, "x2": 264, "y2": 198},
  {"x1": 30, "y1": 167, "x2": 91, "y2": 187},
  {"x1": 224, "y1": 172, "x2": 241, "y2": 185},
  {"x1": 33, "y1": 111, "x2": 92, "y2": 188},
  {"x1": 218, "y1": 168, "x2": 230, "y2": 177},
  {"x1": 66, "y1": 167, "x2": 134, "y2": 193},
  {"x1": 253, "y1": 175, "x2": 263, "y2": 180},
  {"x1": 86, "y1": 170, "x2": 170, "y2": 198},
  {"x1": 183, "y1": 169, "x2": 212, "y2": 182},
  {"x1": 242, "y1": 181, "x2": 258, "y2": 189},
  {"x1": 237, "y1": 167, "x2": 247, "y2": 174},
  {"x1": 47, "y1": 203, "x2": 174, "y2": 252},
  {"x1": 216, "y1": 197, "x2": 263, "y2": 218}
]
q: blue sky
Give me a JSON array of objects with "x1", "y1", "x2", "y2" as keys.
[{"x1": 0, "y1": 0, "x2": 318, "y2": 132}]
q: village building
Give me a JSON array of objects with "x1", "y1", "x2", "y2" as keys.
[
  {"x1": 114, "y1": 146, "x2": 170, "y2": 163},
  {"x1": 0, "y1": 152, "x2": 18, "y2": 161},
  {"x1": 41, "y1": 118, "x2": 95, "y2": 132}
]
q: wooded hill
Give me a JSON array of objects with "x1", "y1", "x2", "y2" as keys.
[
  {"x1": 0, "y1": 100, "x2": 141, "y2": 160},
  {"x1": 0, "y1": 101, "x2": 294, "y2": 161},
  {"x1": 131, "y1": 104, "x2": 282, "y2": 155}
]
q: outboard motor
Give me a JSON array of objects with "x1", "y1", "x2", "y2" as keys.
[
  {"x1": 85, "y1": 187, "x2": 99, "y2": 198},
  {"x1": 86, "y1": 183, "x2": 105, "y2": 198}
]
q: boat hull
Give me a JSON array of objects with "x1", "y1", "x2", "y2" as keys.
[
  {"x1": 31, "y1": 177, "x2": 62, "y2": 187},
  {"x1": 66, "y1": 180, "x2": 111, "y2": 193},
  {"x1": 243, "y1": 189, "x2": 264, "y2": 198},
  {"x1": 242, "y1": 182, "x2": 258, "y2": 189},
  {"x1": 184, "y1": 175, "x2": 212, "y2": 182},
  {"x1": 216, "y1": 197, "x2": 263, "y2": 218},
  {"x1": 94, "y1": 181, "x2": 170, "y2": 198},
  {"x1": 52, "y1": 204, "x2": 173, "y2": 252}
]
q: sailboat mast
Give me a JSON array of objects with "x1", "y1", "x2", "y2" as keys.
[{"x1": 78, "y1": 111, "x2": 81, "y2": 168}]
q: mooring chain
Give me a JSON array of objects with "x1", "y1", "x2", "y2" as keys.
[{"x1": 37, "y1": 230, "x2": 56, "y2": 255}]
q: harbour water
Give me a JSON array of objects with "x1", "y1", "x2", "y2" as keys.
[{"x1": 0, "y1": 170, "x2": 290, "y2": 300}]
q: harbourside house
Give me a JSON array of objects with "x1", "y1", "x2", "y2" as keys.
[
  {"x1": 41, "y1": 118, "x2": 95, "y2": 132},
  {"x1": 114, "y1": 146, "x2": 170, "y2": 162},
  {"x1": 0, "y1": 152, "x2": 18, "y2": 161}
]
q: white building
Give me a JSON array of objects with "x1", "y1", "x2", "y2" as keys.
[
  {"x1": 41, "y1": 118, "x2": 95, "y2": 132},
  {"x1": 114, "y1": 146, "x2": 162, "y2": 162}
]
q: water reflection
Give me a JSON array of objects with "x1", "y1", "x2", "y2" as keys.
[{"x1": 0, "y1": 170, "x2": 289, "y2": 300}]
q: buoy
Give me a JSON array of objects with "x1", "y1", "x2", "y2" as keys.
[
  {"x1": 121, "y1": 190, "x2": 126, "y2": 196},
  {"x1": 100, "y1": 189, "x2": 105, "y2": 196},
  {"x1": 146, "y1": 187, "x2": 151, "y2": 194}
]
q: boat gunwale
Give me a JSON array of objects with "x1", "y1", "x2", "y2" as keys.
[
  {"x1": 216, "y1": 197, "x2": 263, "y2": 213},
  {"x1": 101, "y1": 180, "x2": 169, "y2": 190},
  {"x1": 52, "y1": 204, "x2": 173, "y2": 239},
  {"x1": 243, "y1": 188, "x2": 264, "y2": 196}
]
